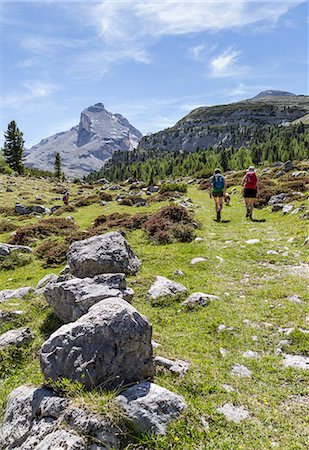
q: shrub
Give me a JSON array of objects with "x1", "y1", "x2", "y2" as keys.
[
  {"x1": 75, "y1": 195, "x2": 100, "y2": 207},
  {"x1": 198, "y1": 178, "x2": 211, "y2": 190},
  {"x1": 119, "y1": 198, "x2": 133, "y2": 206},
  {"x1": 99, "y1": 192, "x2": 113, "y2": 202},
  {"x1": 8, "y1": 218, "x2": 77, "y2": 245},
  {"x1": 35, "y1": 241, "x2": 69, "y2": 267},
  {"x1": 53, "y1": 205, "x2": 76, "y2": 216},
  {"x1": 0, "y1": 250, "x2": 33, "y2": 270},
  {"x1": 0, "y1": 220, "x2": 17, "y2": 233},
  {"x1": 160, "y1": 182, "x2": 187, "y2": 193},
  {"x1": 143, "y1": 204, "x2": 196, "y2": 244},
  {"x1": 92, "y1": 212, "x2": 149, "y2": 232},
  {"x1": 148, "y1": 191, "x2": 178, "y2": 202}
]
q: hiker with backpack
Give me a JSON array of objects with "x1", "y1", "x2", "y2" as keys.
[
  {"x1": 210, "y1": 168, "x2": 225, "y2": 221},
  {"x1": 63, "y1": 191, "x2": 69, "y2": 206},
  {"x1": 242, "y1": 166, "x2": 258, "y2": 219}
]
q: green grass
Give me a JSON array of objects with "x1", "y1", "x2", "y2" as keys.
[{"x1": 0, "y1": 173, "x2": 308, "y2": 449}]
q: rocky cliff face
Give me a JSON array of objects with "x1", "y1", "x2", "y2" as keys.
[
  {"x1": 26, "y1": 103, "x2": 142, "y2": 178},
  {"x1": 138, "y1": 93, "x2": 309, "y2": 153}
]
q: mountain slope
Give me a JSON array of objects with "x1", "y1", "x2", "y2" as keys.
[
  {"x1": 26, "y1": 103, "x2": 142, "y2": 178},
  {"x1": 138, "y1": 93, "x2": 309, "y2": 153}
]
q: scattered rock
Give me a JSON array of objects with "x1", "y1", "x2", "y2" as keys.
[
  {"x1": 231, "y1": 364, "x2": 252, "y2": 377},
  {"x1": 268, "y1": 193, "x2": 288, "y2": 205},
  {"x1": 222, "y1": 384, "x2": 235, "y2": 392},
  {"x1": 194, "y1": 237, "x2": 204, "y2": 242},
  {"x1": 67, "y1": 231, "x2": 141, "y2": 278},
  {"x1": 243, "y1": 350, "x2": 260, "y2": 359},
  {"x1": 282, "y1": 204, "x2": 294, "y2": 214},
  {"x1": 219, "y1": 348, "x2": 228, "y2": 357},
  {"x1": 40, "y1": 297, "x2": 154, "y2": 389},
  {"x1": 0, "y1": 385, "x2": 120, "y2": 450},
  {"x1": 154, "y1": 356, "x2": 190, "y2": 376},
  {"x1": 0, "y1": 310, "x2": 24, "y2": 321},
  {"x1": 267, "y1": 250, "x2": 278, "y2": 255},
  {"x1": 0, "y1": 287, "x2": 34, "y2": 303},
  {"x1": 217, "y1": 324, "x2": 227, "y2": 332},
  {"x1": 283, "y1": 354, "x2": 309, "y2": 370},
  {"x1": 31, "y1": 205, "x2": 50, "y2": 214},
  {"x1": 217, "y1": 403, "x2": 250, "y2": 423},
  {"x1": 271, "y1": 203, "x2": 284, "y2": 212},
  {"x1": 303, "y1": 236, "x2": 309, "y2": 247},
  {"x1": 0, "y1": 243, "x2": 32, "y2": 257},
  {"x1": 115, "y1": 381, "x2": 186, "y2": 435},
  {"x1": 35, "y1": 273, "x2": 58, "y2": 293},
  {"x1": 190, "y1": 257, "x2": 207, "y2": 264},
  {"x1": 287, "y1": 294, "x2": 302, "y2": 304},
  {"x1": 245, "y1": 239, "x2": 260, "y2": 245},
  {"x1": 173, "y1": 269, "x2": 185, "y2": 276},
  {"x1": 181, "y1": 292, "x2": 220, "y2": 310},
  {"x1": 14, "y1": 204, "x2": 32, "y2": 215},
  {"x1": 147, "y1": 276, "x2": 187, "y2": 300},
  {"x1": 0, "y1": 327, "x2": 33, "y2": 349},
  {"x1": 44, "y1": 273, "x2": 134, "y2": 323}
]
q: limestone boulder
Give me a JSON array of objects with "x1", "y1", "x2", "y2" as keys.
[
  {"x1": 0, "y1": 385, "x2": 120, "y2": 450},
  {"x1": 268, "y1": 193, "x2": 288, "y2": 205},
  {"x1": 0, "y1": 327, "x2": 33, "y2": 350},
  {"x1": 115, "y1": 381, "x2": 186, "y2": 435},
  {"x1": 0, "y1": 287, "x2": 34, "y2": 303},
  {"x1": 40, "y1": 297, "x2": 154, "y2": 389},
  {"x1": 147, "y1": 276, "x2": 187, "y2": 300},
  {"x1": 44, "y1": 273, "x2": 134, "y2": 323},
  {"x1": 67, "y1": 231, "x2": 141, "y2": 278},
  {"x1": 14, "y1": 204, "x2": 32, "y2": 215},
  {"x1": 182, "y1": 292, "x2": 221, "y2": 310},
  {"x1": 0, "y1": 243, "x2": 32, "y2": 257}
]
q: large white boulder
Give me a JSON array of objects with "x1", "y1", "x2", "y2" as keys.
[
  {"x1": 115, "y1": 381, "x2": 186, "y2": 435},
  {"x1": 67, "y1": 231, "x2": 141, "y2": 278},
  {"x1": 147, "y1": 276, "x2": 187, "y2": 300},
  {"x1": 0, "y1": 327, "x2": 33, "y2": 350},
  {"x1": 43, "y1": 273, "x2": 134, "y2": 323},
  {"x1": 40, "y1": 297, "x2": 154, "y2": 389},
  {"x1": 0, "y1": 385, "x2": 120, "y2": 450}
]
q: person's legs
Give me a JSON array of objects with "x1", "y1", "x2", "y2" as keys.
[
  {"x1": 247, "y1": 198, "x2": 254, "y2": 219},
  {"x1": 214, "y1": 195, "x2": 223, "y2": 221}
]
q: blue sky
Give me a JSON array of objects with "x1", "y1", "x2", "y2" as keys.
[{"x1": 1, "y1": 0, "x2": 308, "y2": 148}]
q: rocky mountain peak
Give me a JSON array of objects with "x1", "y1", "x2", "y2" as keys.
[
  {"x1": 253, "y1": 90, "x2": 296, "y2": 99},
  {"x1": 26, "y1": 103, "x2": 142, "y2": 178}
]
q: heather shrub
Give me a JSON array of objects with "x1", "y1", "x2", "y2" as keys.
[
  {"x1": 0, "y1": 220, "x2": 17, "y2": 233},
  {"x1": 35, "y1": 241, "x2": 69, "y2": 267},
  {"x1": 99, "y1": 192, "x2": 113, "y2": 202},
  {"x1": 53, "y1": 205, "x2": 76, "y2": 215},
  {"x1": 160, "y1": 182, "x2": 187, "y2": 193},
  {"x1": 75, "y1": 195, "x2": 100, "y2": 207},
  {"x1": 92, "y1": 212, "x2": 149, "y2": 232},
  {"x1": 8, "y1": 218, "x2": 77, "y2": 245},
  {"x1": 119, "y1": 198, "x2": 133, "y2": 206},
  {"x1": 0, "y1": 251, "x2": 33, "y2": 270},
  {"x1": 143, "y1": 204, "x2": 196, "y2": 244}
]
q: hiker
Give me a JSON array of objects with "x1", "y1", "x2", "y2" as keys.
[
  {"x1": 63, "y1": 191, "x2": 69, "y2": 206},
  {"x1": 210, "y1": 168, "x2": 225, "y2": 221},
  {"x1": 242, "y1": 166, "x2": 258, "y2": 219}
]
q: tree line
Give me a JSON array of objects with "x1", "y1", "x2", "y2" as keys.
[
  {"x1": 0, "y1": 120, "x2": 65, "y2": 179},
  {"x1": 85, "y1": 123, "x2": 309, "y2": 183}
]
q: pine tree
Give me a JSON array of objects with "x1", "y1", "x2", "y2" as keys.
[
  {"x1": 54, "y1": 152, "x2": 62, "y2": 178},
  {"x1": 3, "y1": 120, "x2": 25, "y2": 174}
]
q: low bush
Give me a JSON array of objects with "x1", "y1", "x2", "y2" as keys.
[
  {"x1": 53, "y1": 205, "x2": 76, "y2": 216},
  {"x1": 75, "y1": 195, "x2": 100, "y2": 207},
  {"x1": 148, "y1": 191, "x2": 179, "y2": 202},
  {"x1": 8, "y1": 218, "x2": 78, "y2": 245},
  {"x1": 99, "y1": 192, "x2": 113, "y2": 202},
  {"x1": 0, "y1": 250, "x2": 33, "y2": 270},
  {"x1": 143, "y1": 204, "x2": 196, "y2": 244},
  {"x1": 35, "y1": 241, "x2": 69, "y2": 267},
  {"x1": 119, "y1": 198, "x2": 133, "y2": 206},
  {"x1": 0, "y1": 220, "x2": 17, "y2": 233},
  {"x1": 160, "y1": 182, "x2": 187, "y2": 193},
  {"x1": 92, "y1": 212, "x2": 149, "y2": 232}
]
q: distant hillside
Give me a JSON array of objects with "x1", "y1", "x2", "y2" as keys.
[
  {"x1": 26, "y1": 103, "x2": 142, "y2": 178},
  {"x1": 137, "y1": 93, "x2": 309, "y2": 154},
  {"x1": 253, "y1": 90, "x2": 296, "y2": 98}
]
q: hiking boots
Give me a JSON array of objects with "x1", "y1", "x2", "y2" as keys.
[{"x1": 246, "y1": 209, "x2": 250, "y2": 218}]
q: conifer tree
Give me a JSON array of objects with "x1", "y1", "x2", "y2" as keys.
[
  {"x1": 3, "y1": 120, "x2": 25, "y2": 174},
  {"x1": 54, "y1": 152, "x2": 62, "y2": 178}
]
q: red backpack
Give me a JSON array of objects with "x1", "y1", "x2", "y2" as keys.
[{"x1": 244, "y1": 171, "x2": 257, "y2": 189}]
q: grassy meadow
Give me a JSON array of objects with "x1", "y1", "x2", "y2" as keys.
[{"x1": 0, "y1": 170, "x2": 308, "y2": 449}]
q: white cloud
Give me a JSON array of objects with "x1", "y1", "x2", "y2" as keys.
[
  {"x1": 189, "y1": 44, "x2": 205, "y2": 60},
  {"x1": 4, "y1": 81, "x2": 60, "y2": 108},
  {"x1": 210, "y1": 48, "x2": 249, "y2": 77}
]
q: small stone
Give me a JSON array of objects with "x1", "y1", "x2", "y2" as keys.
[
  {"x1": 152, "y1": 340, "x2": 161, "y2": 348},
  {"x1": 217, "y1": 403, "x2": 250, "y2": 423},
  {"x1": 216, "y1": 256, "x2": 224, "y2": 263},
  {"x1": 190, "y1": 257, "x2": 207, "y2": 264},
  {"x1": 194, "y1": 237, "x2": 204, "y2": 242},
  {"x1": 287, "y1": 295, "x2": 302, "y2": 304},
  {"x1": 252, "y1": 335, "x2": 258, "y2": 342},
  {"x1": 201, "y1": 417, "x2": 209, "y2": 430},
  {"x1": 182, "y1": 292, "x2": 220, "y2": 310},
  {"x1": 245, "y1": 239, "x2": 260, "y2": 245},
  {"x1": 231, "y1": 364, "x2": 252, "y2": 377},
  {"x1": 220, "y1": 348, "x2": 228, "y2": 357},
  {"x1": 267, "y1": 250, "x2": 278, "y2": 255},
  {"x1": 282, "y1": 204, "x2": 294, "y2": 214},
  {"x1": 222, "y1": 384, "x2": 235, "y2": 392},
  {"x1": 173, "y1": 269, "x2": 185, "y2": 276},
  {"x1": 283, "y1": 354, "x2": 309, "y2": 370},
  {"x1": 243, "y1": 350, "x2": 259, "y2": 359},
  {"x1": 278, "y1": 340, "x2": 290, "y2": 347},
  {"x1": 217, "y1": 324, "x2": 226, "y2": 332}
]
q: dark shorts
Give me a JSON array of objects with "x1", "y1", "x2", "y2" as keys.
[
  {"x1": 244, "y1": 188, "x2": 257, "y2": 198},
  {"x1": 212, "y1": 191, "x2": 224, "y2": 197}
]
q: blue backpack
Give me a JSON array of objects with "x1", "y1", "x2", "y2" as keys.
[{"x1": 212, "y1": 174, "x2": 224, "y2": 192}]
